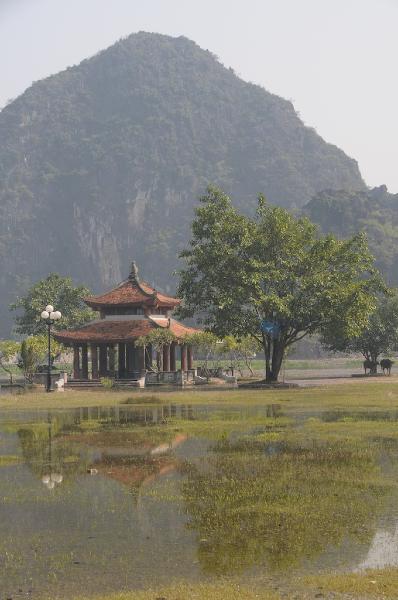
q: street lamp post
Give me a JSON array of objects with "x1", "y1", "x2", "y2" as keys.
[{"x1": 40, "y1": 305, "x2": 62, "y2": 392}]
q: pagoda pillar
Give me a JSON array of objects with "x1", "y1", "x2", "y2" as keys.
[
  {"x1": 145, "y1": 344, "x2": 152, "y2": 370},
  {"x1": 73, "y1": 345, "x2": 80, "y2": 379},
  {"x1": 99, "y1": 344, "x2": 108, "y2": 377},
  {"x1": 126, "y1": 343, "x2": 135, "y2": 374},
  {"x1": 91, "y1": 344, "x2": 99, "y2": 380},
  {"x1": 187, "y1": 346, "x2": 194, "y2": 370},
  {"x1": 181, "y1": 344, "x2": 188, "y2": 372},
  {"x1": 118, "y1": 343, "x2": 126, "y2": 378},
  {"x1": 170, "y1": 342, "x2": 177, "y2": 371},
  {"x1": 108, "y1": 345, "x2": 115, "y2": 376},
  {"x1": 156, "y1": 350, "x2": 163, "y2": 372},
  {"x1": 163, "y1": 344, "x2": 171, "y2": 372},
  {"x1": 81, "y1": 344, "x2": 89, "y2": 380},
  {"x1": 139, "y1": 346, "x2": 146, "y2": 372}
]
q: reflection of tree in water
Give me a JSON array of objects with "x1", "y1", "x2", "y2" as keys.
[
  {"x1": 18, "y1": 417, "x2": 89, "y2": 485},
  {"x1": 182, "y1": 439, "x2": 390, "y2": 574}
]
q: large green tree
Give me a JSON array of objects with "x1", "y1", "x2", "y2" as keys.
[
  {"x1": 177, "y1": 187, "x2": 383, "y2": 382},
  {"x1": 0, "y1": 340, "x2": 20, "y2": 384},
  {"x1": 322, "y1": 292, "x2": 398, "y2": 368},
  {"x1": 18, "y1": 335, "x2": 64, "y2": 382},
  {"x1": 11, "y1": 274, "x2": 94, "y2": 335}
]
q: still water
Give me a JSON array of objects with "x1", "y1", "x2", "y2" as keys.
[{"x1": 0, "y1": 403, "x2": 398, "y2": 599}]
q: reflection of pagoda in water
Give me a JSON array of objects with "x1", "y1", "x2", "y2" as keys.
[
  {"x1": 90, "y1": 433, "x2": 187, "y2": 495},
  {"x1": 61, "y1": 405, "x2": 194, "y2": 495}
]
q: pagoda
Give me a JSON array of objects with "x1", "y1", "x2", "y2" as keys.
[{"x1": 54, "y1": 262, "x2": 199, "y2": 383}]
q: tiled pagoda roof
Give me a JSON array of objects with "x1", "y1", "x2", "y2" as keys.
[
  {"x1": 53, "y1": 262, "x2": 200, "y2": 345},
  {"x1": 84, "y1": 262, "x2": 180, "y2": 309},
  {"x1": 53, "y1": 317, "x2": 199, "y2": 345}
]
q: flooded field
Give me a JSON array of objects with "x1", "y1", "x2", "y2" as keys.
[{"x1": 1, "y1": 400, "x2": 398, "y2": 599}]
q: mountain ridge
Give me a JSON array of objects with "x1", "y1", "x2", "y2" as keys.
[{"x1": 0, "y1": 32, "x2": 365, "y2": 336}]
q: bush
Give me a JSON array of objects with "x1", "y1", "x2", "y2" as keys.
[
  {"x1": 100, "y1": 377, "x2": 115, "y2": 389},
  {"x1": 123, "y1": 395, "x2": 162, "y2": 404}
]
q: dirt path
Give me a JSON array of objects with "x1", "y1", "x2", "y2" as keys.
[{"x1": 285, "y1": 368, "x2": 398, "y2": 387}]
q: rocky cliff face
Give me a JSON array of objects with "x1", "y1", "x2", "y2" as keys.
[{"x1": 0, "y1": 32, "x2": 365, "y2": 335}]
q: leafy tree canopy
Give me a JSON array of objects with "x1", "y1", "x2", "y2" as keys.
[
  {"x1": 0, "y1": 339, "x2": 20, "y2": 384},
  {"x1": 0, "y1": 340, "x2": 19, "y2": 361},
  {"x1": 10, "y1": 274, "x2": 94, "y2": 335},
  {"x1": 18, "y1": 335, "x2": 64, "y2": 382},
  {"x1": 178, "y1": 187, "x2": 383, "y2": 382},
  {"x1": 322, "y1": 291, "x2": 398, "y2": 364},
  {"x1": 135, "y1": 328, "x2": 176, "y2": 351}
]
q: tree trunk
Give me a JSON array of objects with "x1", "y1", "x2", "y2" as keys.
[
  {"x1": 270, "y1": 340, "x2": 285, "y2": 381},
  {"x1": 370, "y1": 353, "x2": 379, "y2": 374},
  {"x1": 262, "y1": 334, "x2": 286, "y2": 383},
  {"x1": 262, "y1": 332, "x2": 272, "y2": 381}
]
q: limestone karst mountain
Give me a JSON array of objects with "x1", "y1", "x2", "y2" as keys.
[
  {"x1": 0, "y1": 32, "x2": 365, "y2": 335},
  {"x1": 304, "y1": 185, "x2": 398, "y2": 286}
]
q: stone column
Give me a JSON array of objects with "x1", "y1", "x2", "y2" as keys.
[
  {"x1": 156, "y1": 350, "x2": 162, "y2": 372},
  {"x1": 118, "y1": 343, "x2": 126, "y2": 378},
  {"x1": 145, "y1": 344, "x2": 153, "y2": 370},
  {"x1": 181, "y1": 344, "x2": 188, "y2": 372},
  {"x1": 91, "y1": 344, "x2": 98, "y2": 380},
  {"x1": 81, "y1": 344, "x2": 89, "y2": 379},
  {"x1": 139, "y1": 346, "x2": 146, "y2": 372},
  {"x1": 108, "y1": 345, "x2": 115, "y2": 376},
  {"x1": 73, "y1": 345, "x2": 80, "y2": 379},
  {"x1": 163, "y1": 344, "x2": 171, "y2": 372},
  {"x1": 99, "y1": 344, "x2": 108, "y2": 377},
  {"x1": 170, "y1": 342, "x2": 177, "y2": 371},
  {"x1": 187, "y1": 345, "x2": 194, "y2": 370},
  {"x1": 126, "y1": 343, "x2": 135, "y2": 374}
]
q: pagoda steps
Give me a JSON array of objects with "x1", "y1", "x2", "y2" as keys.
[
  {"x1": 114, "y1": 379, "x2": 142, "y2": 388},
  {"x1": 66, "y1": 379, "x2": 103, "y2": 389},
  {"x1": 66, "y1": 378, "x2": 141, "y2": 390}
]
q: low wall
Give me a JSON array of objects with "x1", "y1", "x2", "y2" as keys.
[
  {"x1": 145, "y1": 370, "x2": 196, "y2": 386},
  {"x1": 33, "y1": 371, "x2": 68, "y2": 390}
]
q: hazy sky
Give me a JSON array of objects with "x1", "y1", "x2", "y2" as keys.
[{"x1": 1, "y1": 0, "x2": 397, "y2": 191}]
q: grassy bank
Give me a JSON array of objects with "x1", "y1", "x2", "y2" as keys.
[
  {"x1": 73, "y1": 582, "x2": 280, "y2": 600},
  {"x1": 70, "y1": 568, "x2": 398, "y2": 600},
  {"x1": 1, "y1": 378, "x2": 398, "y2": 411},
  {"x1": 305, "y1": 567, "x2": 398, "y2": 597}
]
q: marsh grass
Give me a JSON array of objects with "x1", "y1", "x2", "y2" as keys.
[
  {"x1": 305, "y1": 567, "x2": 398, "y2": 597},
  {"x1": 73, "y1": 581, "x2": 280, "y2": 600},
  {"x1": 0, "y1": 454, "x2": 21, "y2": 466},
  {"x1": 5, "y1": 383, "x2": 398, "y2": 598},
  {"x1": 122, "y1": 395, "x2": 163, "y2": 404},
  {"x1": 179, "y1": 433, "x2": 393, "y2": 575}
]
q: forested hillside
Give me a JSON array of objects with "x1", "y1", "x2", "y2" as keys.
[
  {"x1": 305, "y1": 185, "x2": 398, "y2": 285},
  {"x1": 0, "y1": 32, "x2": 365, "y2": 335}
]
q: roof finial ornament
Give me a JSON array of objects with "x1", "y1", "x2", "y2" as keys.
[{"x1": 129, "y1": 261, "x2": 139, "y2": 283}]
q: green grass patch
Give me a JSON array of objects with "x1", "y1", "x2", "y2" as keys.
[
  {"x1": 122, "y1": 395, "x2": 163, "y2": 404},
  {"x1": 306, "y1": 567, "x2": 398, "y2": 597},
  {"x1": 73, "y1": 581, "x2": 280, "y2": 600},
  {"x1": 0, "y1": 454, "x2": 21, "y2": 466},
  {"x1": 2, "y1": 379, "x2": 398, "y2": 411}
]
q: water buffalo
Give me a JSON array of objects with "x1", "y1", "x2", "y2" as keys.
[
  {"x1": 380, "y1": 358, "x2": 394, "y2": 375},
  {"x1": 363, "y1": 359, "x2": 379, "y2": 374}
]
